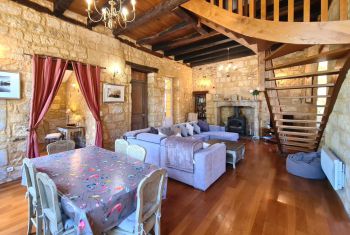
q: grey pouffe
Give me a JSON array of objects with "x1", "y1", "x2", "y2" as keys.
[{"x1": 286, "y1": 151, "x2": 326, "y2": 180}]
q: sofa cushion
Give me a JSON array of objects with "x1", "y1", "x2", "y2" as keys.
[
  {"x1": 136, "y1": 133, "x2": 166, "y2": 144},
  {"x1": 193, "y1": 123, "x2": 201, "y2": 134},
  {"x1": 186, "y1": 123, "x2": 194, "y2": 136},
  {"x1": 198, "y1": 120, "x2": 209, "y2": 132},
  {"x1": 158, "y1": 127, "x2": 173, "y2": 136},
  {"x1": 208, "y1": 131, "x2": 239, "y2": 142},
  {"x1": 180, "y1": 125, "x2": 188, "y2": 137},
  {"x1": 171, "y1": 126, "x2": 181, "y2": 136}
]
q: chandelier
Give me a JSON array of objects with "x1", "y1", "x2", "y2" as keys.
[{"x1": 86, "y1": 0, "x2": 136, "y2": 30}]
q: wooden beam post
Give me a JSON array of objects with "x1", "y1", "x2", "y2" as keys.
[
  {"x1": 274, "y1": 0, "x2": 279, "y2": 21},
  {"x1": 303, "y1": 0, "x2": 310, "y2": 22},
  {"x1": 321, "y1": 0, "x2": 328, "y2": 21},
  {"x1": 261, "y1": 0, "x2": 266, "y2": 20},
  {"x1": 288, "y1": 0, "x2": 294, "y2": 22},
  {"x1": 340, "y1": 0, "x2": 348, "y2": 20},
  {"x1": 53, "y1": 0, "x2": 74, "y2": 16}
]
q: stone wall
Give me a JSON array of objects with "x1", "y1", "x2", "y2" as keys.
[
  {"x1": 0, "y1": 0, "x2": 192, "y2": 184},
  {"x1": 192, "y1": 55, "x2": 270, "y2": 134}
]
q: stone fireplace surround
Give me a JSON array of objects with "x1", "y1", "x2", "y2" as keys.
[{"x1": 213, "y1": 100, "x2": 260, "y2": 138}]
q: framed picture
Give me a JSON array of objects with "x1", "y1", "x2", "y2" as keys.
[
  {"x1": 103, "y1": 83, "x2": 125, "y2": 103},
  {"x1": 0, "y1": 71, "x2": 20, "y2": 99},
  {"x1": 305, "y1": 76, "x2": 314, "y2": 104}
]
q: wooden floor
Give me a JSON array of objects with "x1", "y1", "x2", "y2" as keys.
[{"x1": 1, "y1": 140, "x2": 350, "y2": 235}]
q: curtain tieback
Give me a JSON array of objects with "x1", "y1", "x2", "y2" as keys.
[{"x1": 27, "y1": 127, "x2": 37, "y2": 132}]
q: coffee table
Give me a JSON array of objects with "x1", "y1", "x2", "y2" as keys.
[{"x1": 207, "y1": 140, "x2": 245, "y2": 169}]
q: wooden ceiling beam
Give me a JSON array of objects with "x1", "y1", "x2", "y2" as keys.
[
  {"x1": 190, "y1": 50, "x2": 255, "y2": 67},
  {"x1": 53, "y1": 0, "x2": 74, "y2": 16},
  {"x1": 164, "y1": 35, "x2": 231, "y2": 56},
  {"x1": 184, "y1": 46, "x2": 249, "y2": 63},
  {"x1": 175, "y1": 41, "x2": 240, "y2": 61},
  {"x1": 113, "y1": 0, "x2": 189, "y2": 36},
  {"x1": 136, "y1": 21, "x2": 193, "y2": 45},
  {"x1": 152, "y1": 31, "x2": 219, "y2": 51},
  {"x1": 172, "y1": 7, "x2": 208, "y2": 35}
]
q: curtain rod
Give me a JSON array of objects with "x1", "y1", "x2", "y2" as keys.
[{"x1": 23, "y1": 53, "x2": 107, "y2": 69}]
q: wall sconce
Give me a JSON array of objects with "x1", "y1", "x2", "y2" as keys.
[{"x1": 113, "y1": 66, "x2": 119, "y2": 79}]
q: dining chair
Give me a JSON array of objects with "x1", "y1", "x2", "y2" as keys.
[
  {"x1": 36, "y1": 172, "x2": 76, "y2": 235},
  {"x1": 127, "y1": 145, "x2": 146, "y2": 162},
  {"x1": 47, "y1": 140, "x2": 75, "y2": 155},
  {"x1": 115, "y1": 139, "x2": 129, "y2": 155},
  {"x1": 43, "y1": 120, "x2": 63, "y2": 145},
  {"x1": 108, "y1": 169, "x2": 167, "y2": 235},
  {"x1": 23, "y1": 158, "x2": 43, "y2": 235}
]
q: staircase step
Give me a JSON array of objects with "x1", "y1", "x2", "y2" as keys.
[
  {"x1": 275, "y1": 119, "x2": 321, "y2": 124},
  {"x1": 265, "y1": 47, "x2": 350, "y2": 71},
  {"x1": 265, "y1": 44, "x2": 312, "y2": 61},
  {"x1": 277, "y1": 125, "x2": 320, "y2": 130},
  {"x1": 278, "y1": 131, "x2": 319, "y2": 137},
  {"x1": 265, "y1": 69, "x2": 340, "y2": 81},
  {"x1": 279, "y1": 136, "x2": 318, "y2": 142},
  {"x1": 282, "y1": 145, "x2": 315, "y2": 152},
  {"x1": 269, "y1": 95, "x2": 331, "y2": 99},
  {"x1": 281, "y1": 141, "x2": 316, "y2": 148},
  {"x1": 271, "y1": 104, "x2": 328, "y2": 108},
  {"x1": 273, "y1": 112, "x2": 324, "y2": 116},
  {"x1": 266, "y1": 83, "x2": 335, "y2": 90}
]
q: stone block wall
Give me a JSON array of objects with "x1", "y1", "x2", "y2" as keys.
[{"x1": 0, "y1": 0, "x2": 192, "y2": 184}]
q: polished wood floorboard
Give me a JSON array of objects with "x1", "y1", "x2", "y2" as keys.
[{"x1": 0, "y1": 141, "x2": 349, "y2": 235}]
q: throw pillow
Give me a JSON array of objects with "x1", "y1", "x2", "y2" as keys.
[
  {"x1": 149, "y1": 127, "x2": 159, "y2": 134},
  {"x1": 203, "y1": 142, "x2": 211, "y2": 149},
  {"x1": 158, "y1": 127, "x2": 172, "y2": 136},
  {"x1": 175, "y1": 132, "x2": 182, "y2": 137},
  {"x1": 193, "y1": 123, "x2": 201, "y2": 134},
  {"x1": 179, "y1": 125, "x2": 188, "y2": 137},
  {"x1": 198, "y1": 120, "x2": 209, "y2": 132},
  {"x1": 171, "y1": 126, "x2": 181, "y2": 136},
  {"x1": 186, "y1": 123, "x2": 194, "y2": 136}
]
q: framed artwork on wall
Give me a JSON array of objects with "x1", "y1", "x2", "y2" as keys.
[
  {"x1": 103, "y1": 83, "x2": 125, "y2": 103},
  {"x1": 0, "y1": 71, "x2": 20, "y2": 99}
]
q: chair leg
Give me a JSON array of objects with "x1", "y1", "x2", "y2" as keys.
[
  {"x1": 36, "y1": 206, "x2": 43, "y2": 235},
  {"x1": 154, "y1": 215, "x2": 161, "y2": 235},
  {"x1": 27, "y1": 195, "x2": 33, "y2": 235}
]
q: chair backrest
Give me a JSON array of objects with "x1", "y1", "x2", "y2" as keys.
[
  {"x1": 22, "y1": 158, "x2": 39, "y2": 202},
  {"x1": 115, "y1": 139, "x2": 129, "y2": 155},
  {"x1": 47, "y1": 140, "x2": 75, "y2": 155},
  {"x1": 127, "y1": 145, "x2": 146, "y2": 162},
  {"x1": 36, "y1": 172, "x2": 64, "y2": 235},
  {"x1": 135, "y1": 169, "x2": 166, "y2": 234}
]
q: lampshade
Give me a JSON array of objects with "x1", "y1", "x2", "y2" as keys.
[{"x1": 66, "y1": 109, "x2": 72, "y2": 114}]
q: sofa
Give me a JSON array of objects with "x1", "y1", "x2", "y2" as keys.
[{"x1": 123, "y1": 122, "x2": 239, "y2": 191}]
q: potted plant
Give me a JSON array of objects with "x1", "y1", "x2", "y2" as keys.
[{"x1": 249, "y1": 88, "x2": 260, "y2": 100}]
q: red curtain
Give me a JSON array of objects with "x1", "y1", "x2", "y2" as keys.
[
  {"x1": 27, "y1": 55, "x2": 68, "y2": 158},
  {"x1": 72, "y1": 62, "x2": 103, "y2": 147}
]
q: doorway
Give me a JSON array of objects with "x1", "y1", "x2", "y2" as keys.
[{"x1": 131, "y1": 69, "x2": 148, "y2": 130}]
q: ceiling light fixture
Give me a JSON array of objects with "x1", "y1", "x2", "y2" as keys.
[{"x1": 86, "y1": 0, "x2": 136, "y2": 30}]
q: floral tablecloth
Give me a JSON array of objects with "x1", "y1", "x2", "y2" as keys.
[{"x1": 23, "y1": 146, "x2": 162, "y2": 234}]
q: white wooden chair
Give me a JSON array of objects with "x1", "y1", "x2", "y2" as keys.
[
  {"x1": 36, "y1": 172, "x2": 76, "y2": 235},
  {"x1": 47, "y1": 140, "x2": 75, "y2": 155},
  {"x1": 43, "y1": 120, "x2": 63, "y2": 144},
  {"x1": 109, "y1": 169, "x2": 167, "y2": 235},
  {"x1": 115, "y1": 139, "x2": 129, "y2": 155},
  {"x1": 127, "y1": 145, "x2": 146, "y2": 162},
  {"x1": 23, "y1": 158, "x2": 43, "y2": 235}
]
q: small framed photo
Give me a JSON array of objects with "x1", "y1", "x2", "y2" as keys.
[
  {"x1": 0, "y1": 71, "x2": 20, "y2": 99},
  {"x1": 103, "y1": 83, "x2": 125, "y2": 103}
]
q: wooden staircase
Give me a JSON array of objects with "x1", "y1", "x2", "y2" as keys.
[{"x1": 264, "y1": 45, "x2": 350, "y2": 154}]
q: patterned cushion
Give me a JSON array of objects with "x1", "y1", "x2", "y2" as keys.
[
  {"x1": 186, "y1": 123, "x2": 194, "y2": 136},
  {"x1": 179, "y1": 125, "x2": 188, "y2": 137},
  {"x1": 193, "y1": 123, "x2": 201, "y2": 134}
]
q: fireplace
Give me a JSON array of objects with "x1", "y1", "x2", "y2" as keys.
[{"x1": 227, "y1": 107, "x2": 246, "y2": 135}]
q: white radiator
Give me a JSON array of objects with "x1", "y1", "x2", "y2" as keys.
[{"x1": 321, "y1": 147, "x2": 345, "y2": 190}]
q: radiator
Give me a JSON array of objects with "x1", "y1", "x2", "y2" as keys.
[{"x1": 321, "y1": 147, "x2": 345, "y2": 190}]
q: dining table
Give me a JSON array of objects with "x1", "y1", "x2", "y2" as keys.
[{"x1": 22, "y1": 146, "x2": 165, "y2": 235}]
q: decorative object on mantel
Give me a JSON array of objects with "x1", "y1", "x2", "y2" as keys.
[
  {"x1": 249, "y1": 88, "x2": 260, "y2": 100},
  {"x1": 0, "y1": 71, "x2": 20, "y2": 99},
  {"x1": 86, "y1": 0, "x2": 136, "y2": 30},
  {"x1": 103, "y1": 83, "x2": 125, "y2": 102},
  {"x1": 193, "y1": 91, "x2": 208, "y2": 121}
]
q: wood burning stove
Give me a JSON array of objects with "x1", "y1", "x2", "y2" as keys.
[{"x1": 227, "y1": 106, "x2": 246, "y2": 135}]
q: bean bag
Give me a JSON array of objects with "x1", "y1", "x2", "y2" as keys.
[{"x1": 286, "y1": 151, "x2": 326, "y2": 180}]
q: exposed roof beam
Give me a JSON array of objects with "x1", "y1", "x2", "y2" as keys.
[
  {"x1": 113, "y1": 0, "x2": 189, "y2": 36},
  {"x1": 137, "y1": 21, "x2": 193, "y2": 45},
  {"x1": 164, "y1": 35, "x2": 231, "y2": 56},
  {"x1": 53, "y1": 0, "x2": 74, "y2": 16},
  {"x1": 175, "y1": 41, "x2": 240, "y2": 60},
  {"x1": 172, "y1": 7, "x2": 208, "y2": 35},
  {"x1": 152, "y1": 31, "x2": 219, "y2": 51},
  {"x1": 184, "y1": 46, "x2": 247, "y2": 63},
  {"x1": 179, "y1": 42, "x2": 245, "y2": 63},
  {"x1": 190, "y1": 50, "x2": 255, "y2": 67}
]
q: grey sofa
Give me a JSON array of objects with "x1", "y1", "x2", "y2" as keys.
[{"x1": 123, "y1": 122, "x2": 239, "y2": 191}]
